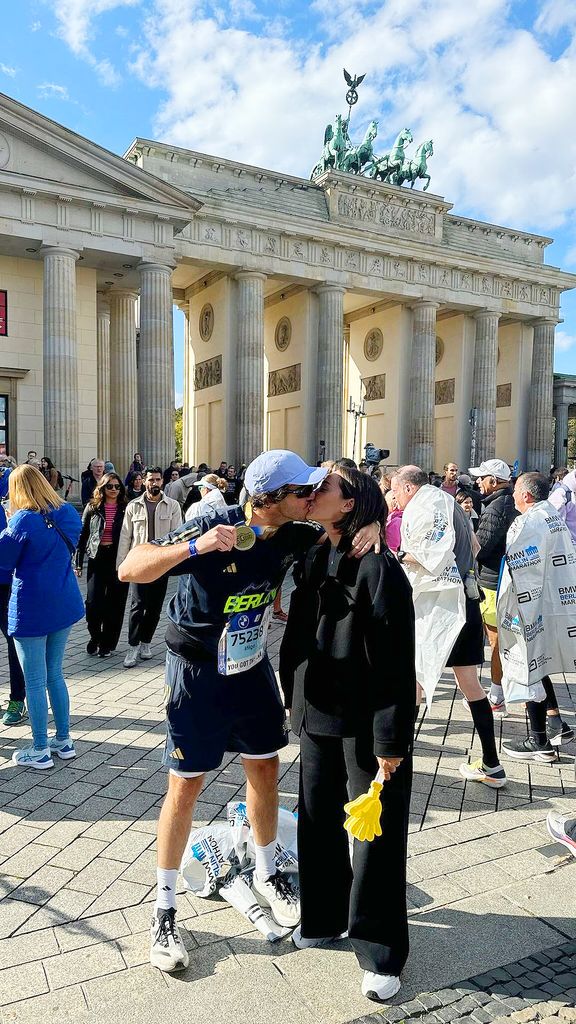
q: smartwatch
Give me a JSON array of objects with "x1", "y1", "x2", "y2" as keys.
[
  {"x1": 397, "y1": 549, "x2": 407, "y2": 563},
  {"x1": 188, "y1": 539, "x2": 199, "y2": 557}
]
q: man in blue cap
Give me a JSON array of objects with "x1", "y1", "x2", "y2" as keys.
[{"x1": 119, "y1": 450, "x2": 379, "y2": 973}]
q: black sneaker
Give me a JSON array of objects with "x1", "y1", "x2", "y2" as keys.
[
  {"x1": 86, "y1": 640, "x2": 98, "y2": 655},
  {"x1": 501, "y1": 735, "x2": 556, "y2": 762},
  {"x1": 149, "y1": 908, "x2": 189, "y2": 972},
  {"x1": 546, "y1": 717, "x2": 574, "y2": 747},
  {"x1": 98, "y1": 648, "x2": 112, "y2": 658}
]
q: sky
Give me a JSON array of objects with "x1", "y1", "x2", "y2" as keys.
[{"x1": 3, "y1": 0, "x2": 576, "y2": 404}]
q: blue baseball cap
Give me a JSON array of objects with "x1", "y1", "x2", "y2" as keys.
[{"x1": 244, "y1": 450, "x2": 327, "y2": 496}]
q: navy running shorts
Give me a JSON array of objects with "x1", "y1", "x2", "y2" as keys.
[{"x1": 162, "y1": 650, "x2": 289, "y2": 774}]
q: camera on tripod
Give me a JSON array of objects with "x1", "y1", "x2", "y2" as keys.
[{"x1": 364, "y1": 443, "x2": 390, "y2": 467}]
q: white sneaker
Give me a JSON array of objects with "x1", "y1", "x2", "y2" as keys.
[
  {"x1": 48, "y1": 737, "x2": 76, "y2": 760},
  {"x1": 252, "y1": 872, "x2": 300, "y2": 928},
  {"x1": 12, "y1": 746, "x2": 54, "y2": 770},
  {"x1": 140, "y1": 642, "x2": 153, "y2": 660},
  {"x1": 361, "y1": 971, "x2": 401, "y2": 1002},
  {"x1": 291, "y1": 925, "x2": 347, "y2": 949},
  {"x1": 123, "y1": 645, "x2": 140, "y2": 668},
  {"x1": 459, "y1": 759, "x2": 507, "y2": 788},
  {"x1": 150, "y1": 908, "x2": 189, "y2": 972}
]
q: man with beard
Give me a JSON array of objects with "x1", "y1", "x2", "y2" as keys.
[
  {"x1": 118, "y1": 451, "x2": 379, "y2": 974},
  {"x1": 117, "y1": 467, "x2": 181, "y2": 667}
]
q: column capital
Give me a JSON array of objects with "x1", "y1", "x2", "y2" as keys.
[
  {"x1": 108, "y1": 288, "x2": 139, "y2": 301},
  {"x1": 314, "y1": 284, "x2": 346, "y2": 297},
  {"x1": 473, "y1": 309, "x2": 501, "y2": 322},
  {"x1": 533, "y1": 317, "x2": 559, "y2": 328},
  {"x1": 234, "y1": 270, "x2": 267, "y2": 283},
  {"x1": 39, "y1": 244, "x2": 80, "y2": 262},
  {"x1": 138, "y1": 261, "x2": 175, "y2": 276},
  {"x1": 411, "y1": 299, "x2": 439, "y2": 312}
]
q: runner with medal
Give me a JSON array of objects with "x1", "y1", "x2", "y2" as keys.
[{"x1": 118, "y1": 450, "x2": 380, "y2": 974}]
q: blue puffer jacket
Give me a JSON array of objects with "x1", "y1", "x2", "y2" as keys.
[
  {"x1": 0, "y1": 502, "x2": 84, "y2": 637},
  {"x1": 0, "y1": 505, "x2": 11, "y2": 585}
]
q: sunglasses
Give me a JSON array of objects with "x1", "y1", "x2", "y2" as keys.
[
  {"x1": 285, "y1": 485, "x2": 315, "y2": 498},
  {"x1": 105, "y1": 483, "x2": 121, "y2": 490}
]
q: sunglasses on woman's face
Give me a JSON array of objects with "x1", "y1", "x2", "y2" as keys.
[{"x1": 105, "y1": 483, "x2": 121, "y2": 490}]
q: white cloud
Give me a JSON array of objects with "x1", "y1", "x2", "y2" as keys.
[
  {"x1": 535, "y1": 0, "x2": 576, "y2": 36},
  {"x1": 0, "y1": 63, "x2": 17, "y2": 77},
  {"x1": 175, "y1": 391, "x2": 183, "y2": 407},
  {"x1": 38, "y1": 82, "x2": 70, "y2": 100},
  {"x1": 123, "y1": 0, "x2": 576, "y2": 238},
  {"x1": 51, "y1": 0, "x2": 139, "y2": 85},
  {"x1": 555, "y1": 331, "x2": 576, "y2": 353},
  {"x1": 31, "y1": 20, "x2": 42, "y2": 31}
]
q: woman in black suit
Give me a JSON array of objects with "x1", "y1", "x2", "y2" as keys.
[{"x1": 280, "y1": 466, "x2": 416, "y2": 1004}]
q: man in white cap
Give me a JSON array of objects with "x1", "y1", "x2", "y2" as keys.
[
  {"x1": 119, "y1": 450, "x2": 379, "y2": 974},
  {"x1": 468, "y1": 458, "x2": 518, "y2": 717}
]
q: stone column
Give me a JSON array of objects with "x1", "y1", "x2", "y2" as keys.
[
  {"x1": 109, "y1": 289, "x2": 138, "y2": 475},
  {"x1": 527, "y1": 319, "x2": 556, "y2": 473},
  {"x1": 139, "y1": 263, "x2": 175, "y2": 470},
  {"x1": 40, "y1": 245, "x2": 80, "y2": 483},
  {"x1": 96, "y1": 293, "x2": 111, "y2": 459},
  {"x1": 316, "y1": 285, "x2": 346, "y2": 460},
  {"x1": 554, "y1": 402, "x2": 569, "y2": 468},
  {"x1": 235, "y1": 271, "x2": 266, "y2": 465},
  {"x1": 177, "y1": 300, "x2": 191, "y2": 463},
  {"x1": 471, "y1": 311, "x2": 500, "y2": 463},
  {"x1": 408, "y1": 301, "x2": 438, "y2": 470}
]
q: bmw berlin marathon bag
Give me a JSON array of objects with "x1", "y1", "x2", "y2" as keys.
[
  {"x1": 498, "y1": 500, "x2": 576, "y2": 703},
  {"x1": 180, "y1": 802, "x2": 298, "y2": 941}
]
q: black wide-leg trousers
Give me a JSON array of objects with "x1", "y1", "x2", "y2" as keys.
[
  {"x1": 127, "y1": 577, "x2": 168, "y2": 646},
  {"x1": 298, "y1": 727, "x2": 412, "y2": 976},
  {"x1": 86, "y1": 546, "x2": 129, "y2": 651}
]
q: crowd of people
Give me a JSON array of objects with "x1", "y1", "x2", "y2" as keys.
[{"x1": 0, "y1": 443, "x2": 575, "y2": 1004}]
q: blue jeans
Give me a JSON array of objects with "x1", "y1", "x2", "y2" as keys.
[{"x1": 13, "y1": 628, "x2": 72, "y2": 750}]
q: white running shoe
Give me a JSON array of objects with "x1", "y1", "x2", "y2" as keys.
[
  {"x1": 140, "y1": 642, "x2": 153, "y2": 660},
  {"x1": 252, "y1": 872, "x2": 300, "y2": 928},
  {"x1": 49, "y1": 737, "x2": 76, "y2": 760},
  {"x1": 459, "y1": 759, "x2": 507, "y2": 788},
  {"x1": 361, "y1": 971, "x2": 401, "y2": 1002},
  {"x1": 149, "y1": 908, "x2": 189, "y2": 972},
  {"x1": 123, "y1": 645, "x2": 140, "y2": 668},
  {"x1": 12, "y1": 746, "x2": 54, "y2": 769},
  {"x1": 488, "y1": 694, "x2": 507, "y2": 719},
  {"x1": 291, "y1": 925, "x2": 347, "y2": 949}
]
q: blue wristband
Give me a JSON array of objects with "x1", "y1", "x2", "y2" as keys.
[{"x1": 188, "y1": 539, "x2": 199, "y2": 557}]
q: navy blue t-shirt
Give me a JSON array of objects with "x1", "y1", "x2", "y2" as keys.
[{"x1": 153, "y1": 506, "x2": 322, "y2": 660}]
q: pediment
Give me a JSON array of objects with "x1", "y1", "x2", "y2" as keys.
[{"x1": 0, "y1": 92, "x2": 199, "y2": 213}]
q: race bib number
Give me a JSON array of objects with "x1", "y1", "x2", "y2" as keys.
[{"x1": 217, "y1": 605, "x2": 273, "y2": 676}]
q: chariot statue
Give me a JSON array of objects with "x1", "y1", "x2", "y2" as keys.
[{"x1": 310, "y1": 70, "x2": 434, "y2": 191}]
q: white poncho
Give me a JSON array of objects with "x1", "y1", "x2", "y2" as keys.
[
  {"x1": 498, "y1": 499, "x2": 576, "y2": 703},
  {"x1": 400, "y1": 485, "x2": 465, "y2": 706}
]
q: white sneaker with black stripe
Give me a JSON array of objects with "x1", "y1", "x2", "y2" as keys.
[
  {"x1": 150, "y1": 908, "x2": 189, "y2": 972},
  {"x1": 252, "y1": 871, "x2": 300, "y2": 927}
]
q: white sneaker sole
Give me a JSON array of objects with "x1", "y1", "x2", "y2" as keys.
[
  {"x1": 52, "y1": 748, "x2": 76, "y2": 760},
  {"x1": 549, "y1": 732, "x2": 574, "y2": 747},
  {"x1": 362, "y1": 975, "x2": 401, "y2": 1002},
  {"x1": 501, "y1": 745, "x2": 555, "y2": 763},
  {"x1": 546, "y1": 819, "x2": 576, "y2": 857},
  {"x1": 140, "y1": 653, "x2": 153, "y2": 660}
]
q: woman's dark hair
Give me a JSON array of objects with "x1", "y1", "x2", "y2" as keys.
[
  {"x1": 128, "y1": 470, "x2": 143, "y2": 488},
  {"x1": 41, "y1": 456, "x2": 55, "y2": 470},
  {"x1": 90, "y1": 472, "x2": 127, "y2": 511},
  {"x1": 332, "y1": 466, "x2": 386, "y2": 543}
]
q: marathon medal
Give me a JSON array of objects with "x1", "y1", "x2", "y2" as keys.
[{"x1": 234, "y1": 525, "x2": 256, "y2": 551}]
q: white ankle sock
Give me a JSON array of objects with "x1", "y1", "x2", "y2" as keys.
[
  {"x1": 155, "y1": 868, "x2": 178, "y2": 911},
  {"x1": 254, "y1": 839, "x2": 277, "y2": 881},
  {"x1": 489, "y1": 684, "x2": 504, "y2": 702}
]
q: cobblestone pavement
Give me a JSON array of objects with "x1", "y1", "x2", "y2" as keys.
[{"x1": 0, "y1": 581, "x2": 575, "y2": 1024}]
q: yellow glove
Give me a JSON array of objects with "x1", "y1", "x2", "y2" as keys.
[{"x1": 343, "y1": 779, "x2": 383, "y2": 843}]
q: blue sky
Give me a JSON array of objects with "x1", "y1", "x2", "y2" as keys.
[{"x1": 3, "y1": 0, "x2": 576, "y2": 400}]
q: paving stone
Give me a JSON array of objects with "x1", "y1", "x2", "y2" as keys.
[
  {"x1": 470, "y1": 1007, "x2": 492, "y2": 1022},
  {"x1": 42, "y1": 940, "x2": 127, "y2": 990},
  {"x1": 0, "y1": 962, "x2": 49, "y2": 1007},
  {"x1": 0, "y1": 927, "x2": 59, "y2": 969},
  {"x1": 82, "y1": 962, "x2": 168, "y2": 1008},
  {"x1": 0, "y1": 983, "x2": 87, "y2": 1023},
  {"x1": 48, "y1": 838, "x2": 108, "y2": 871},
  {"x1": 8, "y1": 865, "x2": 74, "y2": 905},
  {"x1": 54, "y1": 911, "x2": 131, "y2": 952},
  {"x1": 65, "y1": 856, "x2": 126, "y2": 894}
]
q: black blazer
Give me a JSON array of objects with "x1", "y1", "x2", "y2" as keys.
[{"x1": 279, "y1": 543, "x2": 416, "y2": 759}]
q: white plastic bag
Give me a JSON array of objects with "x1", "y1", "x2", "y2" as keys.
[
  {"x1": 226, "y1": 801, "x2": 298, "y2": 873},
  {"x1": 180, "y1": 823, "x2": 234, "y2": 897}
]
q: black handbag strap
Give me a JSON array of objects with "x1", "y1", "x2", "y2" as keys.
[{"x1": 42, "y1": 511, "x2": 76, "y2": 558}]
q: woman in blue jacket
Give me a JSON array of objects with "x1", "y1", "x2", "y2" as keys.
[{"x1": 0, "y1": 464, "x2": 83, "y2": 769}]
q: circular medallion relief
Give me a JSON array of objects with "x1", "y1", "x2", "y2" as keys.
[
  {"x1": 199, "y1": 303, "x2": 214, "y2": 342},
  {"x1": 275, "y1": 316, "x2": 291, "y2": 352},
  {"x1": 435, "y1": 336, "x2": 445, "y2": 365},
  {"x1": 0, "y1": 134, "x2": 10, "y2": 170},
  {"x1": 364, "y1": 328, "x2": 383, "y2": 362}
]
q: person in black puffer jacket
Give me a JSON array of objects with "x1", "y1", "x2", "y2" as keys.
[{"x1": 469, "y1": 459, "x2": 518, "y2": 715}]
